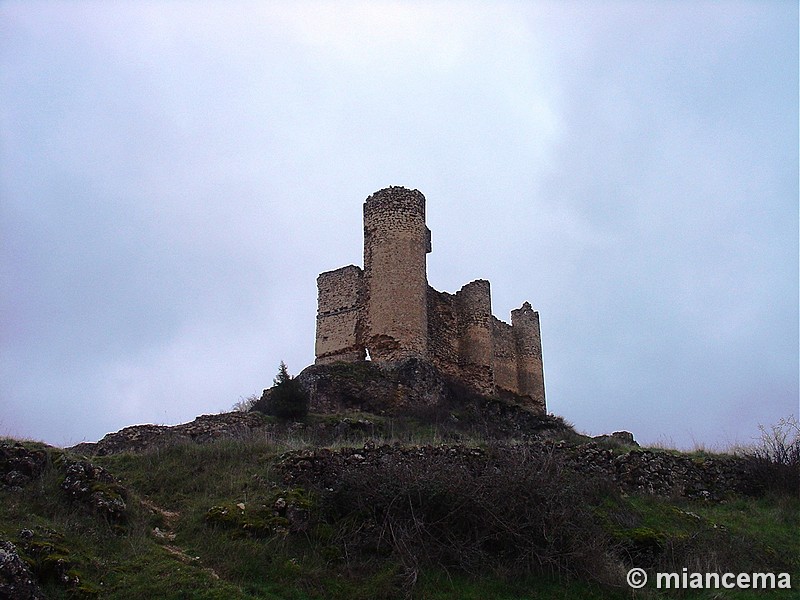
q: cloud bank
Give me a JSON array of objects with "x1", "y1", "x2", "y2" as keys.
[{"x1": 1, "y1": 1, "x2": 796, "y2": 448}]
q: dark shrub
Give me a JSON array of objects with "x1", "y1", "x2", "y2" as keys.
[
  {"x1": 316, "y1": 443, "x2": 622, "y2": 584},
  {"x1": 260, "y1": 362, "x2": 310, "y2": 421}
]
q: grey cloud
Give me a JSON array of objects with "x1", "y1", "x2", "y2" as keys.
[{"x1": 1, "y1": 2, "x2": 796, "y2": 448}]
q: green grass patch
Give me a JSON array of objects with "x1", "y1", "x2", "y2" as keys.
[{"x1": 2, "y1": 435, "x2": 798, "y2": 599}]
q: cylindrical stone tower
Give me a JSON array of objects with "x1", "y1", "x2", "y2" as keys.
[
  {"x1": 511, "y1": 301, "x2": 546, "y2": 412},
  {"x1": 363, "y1": 187, "x2": 431, "y2": 362},
  {"x1": 456, "y1": 279, "x2": 495, "y2": 395}
]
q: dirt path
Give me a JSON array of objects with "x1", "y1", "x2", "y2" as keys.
[{"x1": 140, "y1": 498, "x2": 220, "y2": 580}]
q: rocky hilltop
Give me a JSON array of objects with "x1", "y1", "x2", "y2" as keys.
[
  {"x1": 63, "y1": 358, "x2": 766, "y2": 502},
  {"x1": 255, "y1": 358, "x2": 566, "y2": 440},
  {"x1": 2, "y1": 358, "x2": 797, "y2": 599},
  {"x1": 72, "y1": 358, "x2": 572, "y2": 459},
  {"x1": 70, "y1": 359, "x2": 572, "y2": 456}
]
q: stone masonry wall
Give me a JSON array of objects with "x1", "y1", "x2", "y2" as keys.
[
  {"x1": 363, "y1": 187, "x2": 430, "y2": 362},
  {"x1": 314, "y1": 186, "x2": 545, "y2": 412},
  {"x1": 426, "y1": 287, "x2": 462, "y2": 380},
  {"x1": 454, "y1": 280, "x2": 495, "y2": 396},
  {"x1": 280, "y1": 442, "x2": 759, "y2": 502},
  {"x1": 315, "y1": 266, "x2": 365, "y2": 364},
  {"x1": 491, "y1": 317, "x2": 518, "y2": 396},
  {"x1": 511, "y1": 302, "x2": 545, "y2": 410}
]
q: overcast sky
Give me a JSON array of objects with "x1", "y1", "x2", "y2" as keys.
[{"x1": 1, "y1": 1, "x2": 797, "y2": 449}]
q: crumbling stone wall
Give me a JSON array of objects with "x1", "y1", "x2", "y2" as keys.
[
  {"x1": 426, "y1": 287, "x2": 461, "y2": 381},
  {"x1": 279, "y1": 442, "x2": 760, "y2": 501},
  {"x1": 491, "y1": 317, "x2": 519, "y2": 397},
  {"x1": 314, "y1": 186, "x2": 546, "y2": 412},
  {"x1": 315, "y1": 266, "x2": 365, "y2": 364}
]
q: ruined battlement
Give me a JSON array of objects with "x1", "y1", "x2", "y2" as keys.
[{"x1": 314, "y1": 186, "x2": 545, "y2": 412}]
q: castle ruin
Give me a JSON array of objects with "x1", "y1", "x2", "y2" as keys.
[{"x1": 314, "y1": 186, "x2": 546, "y2": 412}]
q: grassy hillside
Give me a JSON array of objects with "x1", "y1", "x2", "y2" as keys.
[{"x1": 1, "y1": 417, "x2": 797, "y2": 599}]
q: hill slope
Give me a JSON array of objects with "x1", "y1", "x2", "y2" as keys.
[{"x1": 1, "y1": 410, "x2": 797, "y2": 599}]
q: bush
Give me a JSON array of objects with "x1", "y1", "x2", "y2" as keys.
[
  {"x1": 741, "y1": 416, "x2": 800, "y2": 496},
  {"x1": 315, "y1": 444, "x2": 622, "y2": 585},
  {"x1": 231, "y1": 393, "x2": 259, "y2": 412},
  {"x1": 262, "y1": 362, "x2": 310, "y2": 421}
]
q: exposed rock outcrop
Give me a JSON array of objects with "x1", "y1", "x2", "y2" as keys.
[
  {"x1": 256, "y1": 358, "x2": 568, "y2": 440},
  {"x1": 60, "y1": 459, "x2": 128, "y2": 522},
  {"x1": 0, "y1": 443, "x2": 48, "y2": 491},
  {"x1": 0, "y1": 540, "x2": 46, "y2": 600},
  {"x1": 592, "y1": 431, "x2": 639, "y2": 447},
  {"x1": 1, "y1": 441, "x2": 130, "y2": 523},
  {"x1": 70, "y1": 411, "x2": 271, "y2": 456}
]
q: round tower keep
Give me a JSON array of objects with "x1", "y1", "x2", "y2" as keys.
[{"x1": 362, "y1": 187, "x2": 431, "y2": 362}]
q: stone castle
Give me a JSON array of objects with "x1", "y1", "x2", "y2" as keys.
[{"x1": 314, "y1": 186, "x2": 545, "y2": 412}]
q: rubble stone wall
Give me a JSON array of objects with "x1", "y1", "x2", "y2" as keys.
[
  {"x1": 279, "y1": 442, "x2": 760, "y2": 501},
  {"x1": 491, "y1": 317, "x2": 518, "y2": 396},
  {"x1": 426, "y1": 287, "x2": 461, "y2": 380}
]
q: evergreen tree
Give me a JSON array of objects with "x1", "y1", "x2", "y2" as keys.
[
  {"x1": 274, "y1": 361, "x2": 291, "y2": 386},
  {"x1": 266, "y1": 361, "x2": 309, "y2": 420}
]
